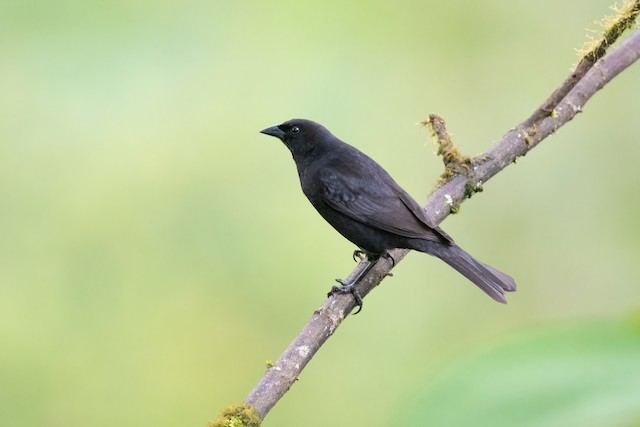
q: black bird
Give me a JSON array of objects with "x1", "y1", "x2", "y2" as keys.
[{"x1": 261, "y1": 119, "x2": 516, "y2": 312}]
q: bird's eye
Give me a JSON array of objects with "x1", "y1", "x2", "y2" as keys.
[{"x1": 290, "y1": 126, "x2": 300, "y2": 134}]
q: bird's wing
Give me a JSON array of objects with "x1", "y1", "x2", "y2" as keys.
[
  {"x1": 320, "y1": 168, "x2": 450, "y2": 242},
  {"x1": 388, "y1": 183, "x2": 454, "y2": 243}
]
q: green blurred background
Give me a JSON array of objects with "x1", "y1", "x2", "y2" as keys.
[{"x1": 2, "y1": 1, "x2": 640, "y2": 426}]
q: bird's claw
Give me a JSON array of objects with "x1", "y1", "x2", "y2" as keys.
[
  {"x1": 383, "y1": 252, "x2": 396, "y2": 267},
  {"x1": 328, "y1": 279, "x2": 364, "y2": 314},
  {"x1": 352, "y1": 250, "x2": 366, "y2": 262}
]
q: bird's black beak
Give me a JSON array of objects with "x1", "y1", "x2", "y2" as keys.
[{"x1": 260, "y1": 125, "x2": 286, "y2": 140}]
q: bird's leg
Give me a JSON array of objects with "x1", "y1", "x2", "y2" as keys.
[
  {"x1": 328, "y1": 262, "x2": 375, "y2": 315},
  {"x1": 329, "y1": 253, "x2": 379, "y2": 314}
]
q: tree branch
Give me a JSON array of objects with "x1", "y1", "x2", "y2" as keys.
[
  {"x1": 525, "y1": 0, "x2": 640, "y2": 127},
  {"x1": 237, "y1": 12, "x2": 640, "y2": 424}
]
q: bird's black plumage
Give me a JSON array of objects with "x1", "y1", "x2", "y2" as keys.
[{"x1": 261, "y1": 119, "x2": 516, "y2": 307}]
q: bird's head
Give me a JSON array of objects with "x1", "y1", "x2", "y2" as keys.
[{"x1": 260, "y1": 119, "x2": 333, "y2": 158}]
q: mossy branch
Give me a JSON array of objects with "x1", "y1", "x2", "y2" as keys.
[
  {"x1": 526, "y1": 0, "x2": 640, "y2": 127},
  {"x1": 208, "y1": 403, "x2": 261, "y2": 427},
  {"x1": 421, "y1": 114, "x2": 485, "y2": 213},
  {"x1": 423, "y1": 114, "x2": 471, "y2": 182},
  {"x1": 220, "y1": 4, "x2": 640, "y2": 424},
  {"x1": 581, "y1": 0, "x2": 640, "y2": 62}
]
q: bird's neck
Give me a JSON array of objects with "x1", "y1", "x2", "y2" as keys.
[{"x1": 291, "y1": 136, "x2": 346, "y2": 180}]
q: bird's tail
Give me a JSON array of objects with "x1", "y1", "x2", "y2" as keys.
[{"x1": 415, "y1": 241, "x2": 516, "y2": 303}]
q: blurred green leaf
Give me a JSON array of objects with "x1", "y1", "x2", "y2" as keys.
[{"x1": 397, "y1": 321, "x2": 640, "y2": 427}]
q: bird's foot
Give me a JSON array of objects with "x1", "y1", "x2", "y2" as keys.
[
  {"x1": 352, "y1": 250, "x2": 366, "y2": 262},
  {"x1": 328, "y1": 279, "x2": 363, "y2": 314},
  {"x1": 382, "y1": 252, "x2": 396, "y2": 267}
]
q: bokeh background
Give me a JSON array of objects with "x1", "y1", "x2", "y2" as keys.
[{"x1": 2, "y1": 1, "x2": 640, "y2": 426}]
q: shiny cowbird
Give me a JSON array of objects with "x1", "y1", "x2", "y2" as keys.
[{"x1": 261, "y1": 119, "x2": 516, "y2": 312}]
